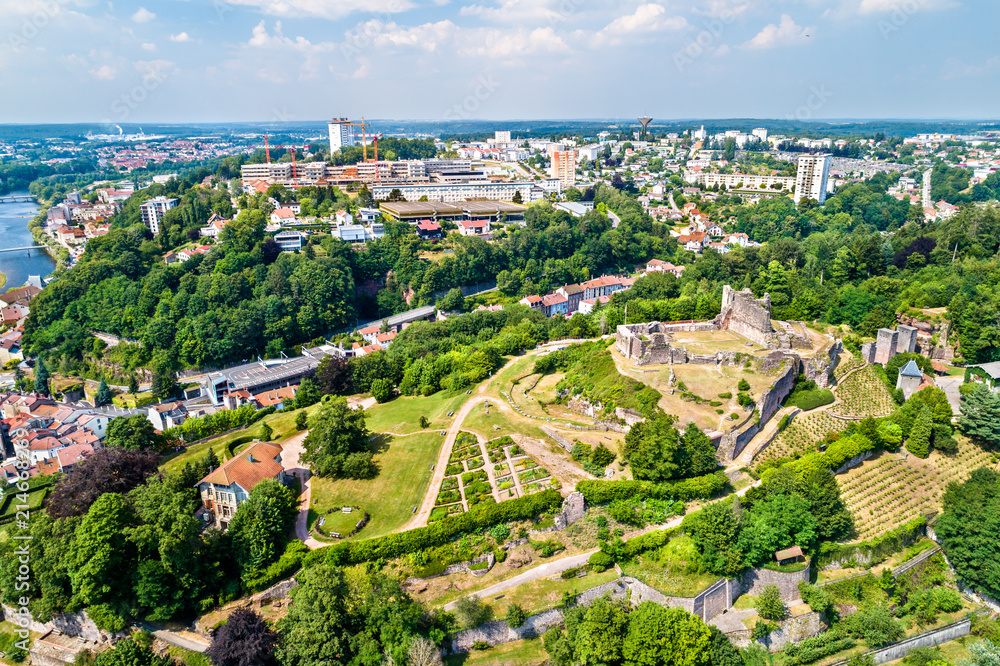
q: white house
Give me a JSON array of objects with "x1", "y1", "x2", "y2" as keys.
[
  {"x1": 274, "y1": 230, "x2": 306, "y2": 251},
  {"x1": 270, "y1": 208, "x2": 296, "y2": 225}
]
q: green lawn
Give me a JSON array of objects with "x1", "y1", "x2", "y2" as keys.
[
  {"x1": 445, "y1": 638, "x2": 548, "y2": 666},
  {"x1": 159, "y1": 404, "x2": 320, "y2": 474},
  {"x1": 315, "y1": 509, "x2": 363, "y2": 537},
  {"x1": 364, "y1": 390, "x2": 471, "y2": 435},
  {"x1": 308, "y1": 431, "x2": 445, "y2": 539},
  {"x1": 463, "y1": 402, "x2": 548, "y2": 441},
  {"x1": 480, "y1": 569, "x2": 621, "y2": 618}
]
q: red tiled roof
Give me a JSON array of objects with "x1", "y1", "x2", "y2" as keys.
[{"x1": 198, "y1": 441, "x2": 284, "y2": 491}]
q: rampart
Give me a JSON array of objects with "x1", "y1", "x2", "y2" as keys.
[{"x1": 716, "y1": 285, "x2": 774, "y2": 347}]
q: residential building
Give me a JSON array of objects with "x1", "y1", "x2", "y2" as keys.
[
  {"x1": 336, "y1": 225, "x2": 367, "y2": 243},
  {"x1": 794, "y1": 154, "x2": 832, "y2": 204},
  {"x1": 456, "y1": 220, "x2": 491, "y2": 237},
  {"x1": 557, "y1": 284, "x2": 584, "y2": 312},
  {"x1": 196, "y1": 441, "x2": 288, "y2": 529},
  {"x1": 148, "y1": 402, "x2": 187, "y2": 431},
  {"x1": 541, "y1": 293, "x2": 569, "y2": 317},
  {"x1": 644, "y1": 259, "x2": 685, "y2": 278},
  {"x1": 270, "y1": 208, "x2": 296, "y2": 225},
  {"x1": 371, "y1": 181, "x2": 532, "y2": 204},
  {"x1": 554, "y1": 201, "x2": 594, "y2": 217},
  {"x1": 687, "y1": 171, "x2": 796, "y2": 192},
  {"x1": 519, "y1": 295, "x2": 543, "y2": 311},
  {"x1": 416, "y1": 220, "x2": 444, "y2": 240},
  {"x1": 139, "y1": 196, "x2": 178, "y2": 234},
  {"x1": 328, "y1": 118, "x2": 356, "y2": 153},
  {"x1": 581, "y1": 276, "x2": 625, "y2": 300},
  {"x1": 550, "y1": 148, "x2": 576, "y2": 186},
  {"x1": 274, "y1": 230, "x2": 306, "y2": 251}
]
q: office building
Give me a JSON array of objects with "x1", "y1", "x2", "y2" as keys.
[
  {"x1": 328, "y1": 118, "x2": 356, "y2": 153},
  {"x1": 371, "y1": 181, "x2": 532, "y2": 204},
  {"x1": 139, "y1": 196, "x2": 178, "y2": 235},
  {"x1": 549, "y1": 148, "x2": 576, "y2": 186},
  {"x1": 794, "y1": 154, "x2": 832, "y2": 204}
]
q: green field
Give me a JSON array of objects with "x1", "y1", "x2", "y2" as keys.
[
  {"x1": 365, "y1": 390, "x2": 471, "y2": 436},
  {"x1": 621, "y1": 535, "x2": 721, "y2": 598},
  {"x1": 308, "y1": 431, "x2": 444, "y2": 539},
  {"x1": 445, "y1": 638, "x2": 548, "y2": 666},
  {"x1": 0, "y1": 485, "x2": 49, "y2": 522},
  {"x1": 159, "y1": 404, "x2": 320, "y2": 474}
]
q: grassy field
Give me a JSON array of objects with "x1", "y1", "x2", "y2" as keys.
[
  {"x1": 159, "y1": 403, "x2": 321, "y2": 474},
  {"x1": 308, "y1": 431, "x2": 444, "y2": 539},
  {"x1": 481, "y1": 569, "x2": 620, "y2": 619},
  {"x1": 621, "y1": 535, "x2": 720, "y2": 597},
  {"x1": 445, "y1": 638, "x2": 548, "y2": 666},
  {"x1": 463, "y1": 402, "x2": 548, "y2": 441},
  {"x1": 838, "y1": 438, "x2": 1000, "y2": 540},
  {"x1": 0, "y1": 484, "x2": 49, "y2": 520},
  {"x1": 365, "y1": 390, "x2": 471, "y2": 435}
]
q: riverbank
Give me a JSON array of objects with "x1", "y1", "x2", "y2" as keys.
[{"x1": 0, "y1": 193, "x2": 59, "y2": 288}]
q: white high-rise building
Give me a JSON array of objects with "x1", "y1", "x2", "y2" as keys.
[
  {"x1": 328, "y1": 118, "x2": 356, "y2": 153},
  {"x1": 549, "y1": 148, "x2": 576, "y2": 187},
  {"x1": 139, "y1": 196, "x2": 178, "y2": 235},
  {"x1": 794, "y1": 154, "x2": 832, "y2": 205},
  {"x1": 752, "y1": 127, "x2": 768, "y2": 142},
  {"x1": 495, "y1": 130, "x2": 511, "y2": 144}
]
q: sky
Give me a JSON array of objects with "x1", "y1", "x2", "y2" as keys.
[{"x1": 0, "y1": 0, "x2": 997, "y2": 124}]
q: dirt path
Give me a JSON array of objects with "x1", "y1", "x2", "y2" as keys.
[
  {"x1": 401, "y1": 395, "x2": 490, "y2": 531},
  {"x1": 511, "y1": 432, "x2": 593, "y2": 488}
]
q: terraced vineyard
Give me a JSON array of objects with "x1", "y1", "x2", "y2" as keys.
[
  {"x1": 834, "y1": 354, "x2": 864, "y2": 382},
  {"x1": 757, "y1": 410, "x2": 843, "y2": 463},
  {"x1": 838, "y1": 440, "x2": 1000, "y2": 540},
  {"x1": 829, "y1": 364, "x2": 896, "y2": 418}
]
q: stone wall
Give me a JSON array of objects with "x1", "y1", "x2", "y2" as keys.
[
  {"x1": 718, "y1": 356, "x2": 799, "y2": 462},
  {"x1": 614, "y1": 322, "x2": 744, "y2": 367},
  {"x1": 804, "y1": 340, "x2": 840, "y2": 389},
  {"x1": 835, "y1": 618, "x2": 971, "y2": 665},
  {"x1": 696, "y1": 578, "x2": 738, "y2": 621},
  {"x1": 552, "y1": 492, "x2": 586, "y2": 531},
  {"x1": 738, "y1": 563, "x2": 811, "y2": 601},
  {"x1": 1, "y1": 604, "x2": 125, "y2": 644},
  {"x1": 716, "y1": 286, "x2": 775, "y2": 348},
  {"x1": 758, "y1": 358, "x2": 799, "y2": 426},
  {"x1": 727, "y1": 612, "x2": 826, "y2": 652}
]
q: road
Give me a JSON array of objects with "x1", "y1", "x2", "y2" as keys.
[
  {"x1": 142, "y1": 624, "x2": 209, "y2": 653},
  {"x1": 935, "y1": 375, "x2": 963, "y2": 416},
  {"x1": 608, "y1": 210, "x2": 621, "y2": 229}
]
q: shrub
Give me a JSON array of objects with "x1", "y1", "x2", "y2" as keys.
[
  {"x1": 755, "y1": 585, "x2": 787, "y2": 621},
  {"x1": 589, "y1": 551, "x2": 614, "y2": 572},
  {"x1": 505, "y1": 603, "x2": 527, "y2": 629},
  {"x1": 793, "y1": 389, "x2": 835, "y2": 411},
  {"x1": 738, "y1": 378, "x2": 750, "y2": 391},
  {"x1": 371, "y1": 378, "x2": 394, "y2": 403},
  {"x1": 590, "y1": 444, "x2": 616, "y2": 467},
  {"x1": 455, "y1": 595, "x2": 491, "y2": 629},
  {"x1": 577, "y1": 472, "x2": 729, "y2": 505},
  {"x1": 718, "y1": 392, "x2": 732, "y2": 399}
]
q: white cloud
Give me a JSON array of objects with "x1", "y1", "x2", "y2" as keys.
[
  {"x1": 600, "y1": 4, "x2": 687, "y2": 35},
  {"x1": 141, "y1": 43, "x2": 156, "y2": 51},
  {"x1": 170, "y1": 32, "x2": 193, "y2": 42},
  {"x1": 89, "y1": 64, "x2": 117, "y2": 79},
  {"x1": 858, "y1": 0, "x2": 957, "y2": 12},
  {"x1": 131, "y1": 7, "x2": 155, "y2": 23},
  {"x1": 223, "y1": 0, "x2": 414, "y2": 19},
  {"x1": 353, "y1": 20, "x2": 570, "y2": 59},
  {"x1": 715, "y1": 43, "x2": 730, "y2": 56},
  {"x1": 460, "y1": 0, "x2": 569, "y2": 24},
  {"x1": 744, "y1": 14, "x2": 812, "y2": 49},
  {"x1": 247, "y1": 20, "x2": 336, "y2": 52}
]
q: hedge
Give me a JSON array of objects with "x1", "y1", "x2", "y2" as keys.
[
  {"x1": 783, "y1": 630, "x2": 855, "y2": 666},
  {"x1": 815, "y1": 515, "x2": 926, "y2": 568},
  {"x1": 576, "y1": 472, "x2": 729, "y2": 505},
  {"x1": 792, "y1": 389, "x2": 835, "y2": 411},
  {"x1": 243, "y1": 540, "x2": 310, "y2": 592},
  {"x1": 305, "y1": 489, "x2": 563, "y2": 566}
]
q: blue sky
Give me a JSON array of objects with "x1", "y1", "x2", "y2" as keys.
[{"x1": 0, "y1": 0, "x2": 996, "y2": 123}]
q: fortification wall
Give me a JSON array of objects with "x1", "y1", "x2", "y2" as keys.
[
  {"x1": 804, "y1": 340, "x2": 840, "y2": 389},
  {"x1": 717, "y1": 286, "x2": 775, "y2": 348},
  {"x1": 759, "y1": 359, "x2": 800, "y2": 425},
  {"x1": 737, "y1": 563, "x2": 811, "y2": 601}
]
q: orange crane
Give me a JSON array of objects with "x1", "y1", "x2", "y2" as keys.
[{"x1": 342, "y1": 118, "x2": 383, "y2": 183}]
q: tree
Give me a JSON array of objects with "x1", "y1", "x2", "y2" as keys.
[
  {"x1": 95, "y1": 379, "x2": 113, "y2": 407},
  {"x1": 295, "y1": 411, "x2": 309, "y2": 431},
  {"x1": 315, "y1": 355, "x2": 353, "y2": 395},
  {"x1": 341, "y1": 451, "x2": 377, "y2": 479},
  {"x1": 936, "y1": 468, "x2": 1000, "y2": 600},
  {"x1": 454, "y1": 595, "x2": 491, "y2": 629},
  {"x1": 576, "y1": 596, "x2": 629, "y2": 666},
  {"x1": 206, "y1": 607, "x2": 278, "y2": 666},
  {"x1": 228, "y1": 479, "x2": 298, "y2": 577},
  {"x1": 754, "y1": 585, "x2": 787, "y2": 621},
  {"x1": 512, "y1": 190, "x2": 523, "y2": 204},
  {"x1": 47, "y1": 447, "x2": 160, "y2": 518},
  {"x1": 506, "y1": 603, "x2": 527, "y2": 629},
  {"x1": 94, "y1": 637, "x2": 173, "y2": 666},
  {"x1": 69, "y1": 494, "x2": 137, "y2": 622},
  {"x1": 622, "y1": 603, "x2": 712, "y2": 666},
  {"x1": 34, "y1": 356, "x2": 49, "y2": 394},
  {"x1": 842, "y1": 604, "x2": 903, "y2": 647},
  {"x1": 965, "y1": 639, "x2": 1000, "y2": 666},
  {"x1": 907, "y1": 407, "x2": 932, "y2": 458},
  {"x1": 370, "y1": 378, "x2": 393, "y2": 403},
  {"x1": 406, "y1": 637, "x2": 443, "y2": 666},
  {"x1": 624, "y1": 415, "x2": 716, "y2": 483},
  {"x1": 959, "y1": 383, "x2": 1000, "y2": 448},
  {"x1": 301, "y1": 397, "x2": 370, "y2": 477},
  {"x1": 106, "y1": 414, "x2": 167, "y2": 451},
  {"x1": 708, "y1": 626, "x2": 744, "y2": 666},
  {"x1": 438, "y1": 288, "x2": 465, "y2": 313},
  {"x1": 260, "y1": 422, "x2": 273, "y2": 442},
  {"x1": 128, "y1": 374, "x2": 139, "y2": 396}
]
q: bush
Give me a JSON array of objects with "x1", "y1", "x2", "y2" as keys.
[
  {"x1": 738, "y1": 378, "x2": 750, "y2": 391},
  {"x1": 793, "y1": 389, "x2": 835, "y2": 411},
  {"x1": 718, "y1": 392, "x2": 732, "y2": 399},
  {"x1": 371, "y1": 378, "x2": 394, "y2": 403},
  {"x1": 589, "y1": 551, "x2": 614, "y2": 572},
  {"x1": 308, "y1": 490, "x2": 563, "y2": 566},
  {"x1": 455, "y1": 595, "x2": 491, "y2": 629},
  {"x1": 505, "y1": 603, "x2": 527, "y2": 628},
  {"x1": 295, "y1": 411, "x2": 309, "y2": 431},
  {"x1": 577, "y1": 472, "x2": 729, "y2": 505},
  {"x1": 590, "y1": 444, "x2": 615, "y2": 467}
]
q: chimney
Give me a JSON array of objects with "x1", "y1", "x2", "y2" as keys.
[{"x1": 248, "y1": 453, "x2": 255, "y2": 463}]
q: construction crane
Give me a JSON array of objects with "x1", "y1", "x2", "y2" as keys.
[
  {"x1": 342, "y1": 118, "x2": 383, "y2": 183},
  {"x1": 262, "y1": 135, "x2": 299, "y2": 181}
]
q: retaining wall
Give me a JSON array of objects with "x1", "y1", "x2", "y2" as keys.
[
  {"x1": 1, "y1": 604, "x2": 126, "y2": 644},
  {"x1": 825, "y1": 618, "x2": 971, "y2": 666},
  {"x1": 738, "y1": 564, "x2": 811, "y2": 601}
]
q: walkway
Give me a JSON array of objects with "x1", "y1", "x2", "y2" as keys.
[
  {"x1": 281, "y1": 430, "x2": 323, "y2": 549},
  {"x1": 141, "y1": 624, "x2": 210, "y2": 653}
]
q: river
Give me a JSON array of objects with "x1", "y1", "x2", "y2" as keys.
[{"x1": 0, "y1": 192, "x2": 56, "y2": 291}]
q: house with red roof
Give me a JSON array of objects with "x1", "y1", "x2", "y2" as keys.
[{"x1": 197, "y1": 440, "x2": 287, "y2": 529}]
